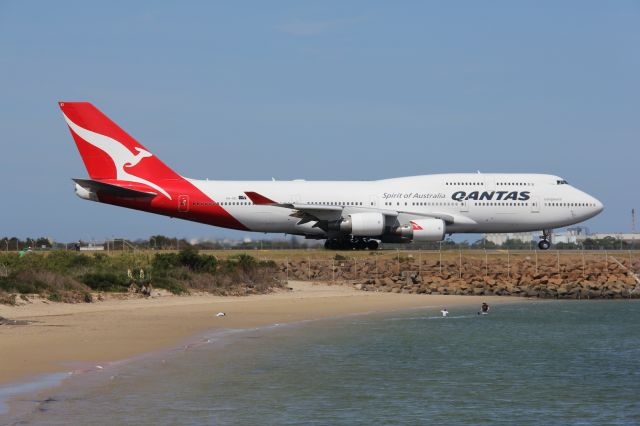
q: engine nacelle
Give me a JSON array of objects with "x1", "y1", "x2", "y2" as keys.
[
  {"x1": 339, "y1": 212, "x2": 385, "y2": 236},
  {"x1": 394, "y1": 218, "x2": 445, "y2": 242}
]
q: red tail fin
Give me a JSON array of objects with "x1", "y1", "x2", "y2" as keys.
[{"x1": 59, "y1": 102, "x2": 178, "y2": 199}]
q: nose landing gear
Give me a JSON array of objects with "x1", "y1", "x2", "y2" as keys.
[{"x1": 538, "y1": 229, "x2": 552, "y2": 250}]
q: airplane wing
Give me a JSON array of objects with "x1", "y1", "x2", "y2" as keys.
[
  {"x1": 244, "y1": 191, "x2": 461, "y2": 228},
  {"x1": 73, "y1": 178, "x2": 158, "y2": 199},
  {"x1": 244, "y1": 192, "x2": 342, "y2": 224}
]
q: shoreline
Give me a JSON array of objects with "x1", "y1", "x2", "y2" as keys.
[
  {"x1": 3, "y1": 287, "x2": 637, "y2": 423},
  {"x1": 0, "y1": 282, "x2": 521, "y2": 386}
]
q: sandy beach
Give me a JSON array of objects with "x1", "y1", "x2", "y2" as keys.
[{"x1": 0, "y1": 282, "x2": 516, "y2": 385}]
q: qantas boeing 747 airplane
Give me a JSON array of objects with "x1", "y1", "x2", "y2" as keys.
[{"x1": 60, "y1": 102, "x2": 603, "y2": 250}]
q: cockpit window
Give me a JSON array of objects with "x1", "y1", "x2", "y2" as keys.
[{"x1": 556, "y1": 179, "x2": 568, "y2": 185}]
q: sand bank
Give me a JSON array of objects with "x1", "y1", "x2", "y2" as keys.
[{"x1": 0, "y1": 282, "x2": 517, "y2": 384}]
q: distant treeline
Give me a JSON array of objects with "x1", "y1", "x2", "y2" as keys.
[
  {"x1": 472, "y1": 236, "x2": 637, "y2": 251},
  {"x1": 0, "y1": 247, "x2": 282, "y2": 305},
  {"x1": 0, "y1": 235, "x2": 320, "y2": 251},
  {"x1": 1, "y1": 235, "x2": 638, "y2": 252},
  {"x1": 361, "y1": 236, "x2": 638, "y2": 251},
  {"x1": 408, "y1": 236, "x2": 638, "y2": 251}
]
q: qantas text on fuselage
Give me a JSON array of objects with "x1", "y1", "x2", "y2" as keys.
[{"x1": 60, "y1": 102, "x2": 604, "y2": 250}]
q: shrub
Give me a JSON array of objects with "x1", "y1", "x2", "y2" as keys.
[
  {"x1": 178, "y1": 247, "x2": 217, "y2": 272},
  {"x1": 258, "y1": 259, "x2": 277, "y2": 268},
  {"x1": 0, "y1": 270, "x2": 86, "y2": 295},
  {"x1": 48, "y1": 293, "x2": 61, "y2": 302},
  {"x1": 234, "y1": 253, "x2": 257, "y2": 271},
  {"x1": 152, "y1": 253, "x2": 181, "y2": 271},
  {"x1": 152, "y1": 275, "x2": 188, "y2": 295},
  {"x1": 46, "y1": 290, "x2": 88, "y2": 303},
  {"x1": 0, "y1": 249, "x2": 282, "y2": 303},
  {"x1": 81, "y1": 272, "x2": 129, "y2": 292},
  {"x1": 153, "y1": 248, "x2": 217, "y2": 273},
  {"x1": 44, "y1": 251, "x2": 93, "y2": 271}
]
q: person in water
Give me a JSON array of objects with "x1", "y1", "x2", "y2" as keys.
[
  {"x1": 481, "y1": 302, "x2": 490, "y2": 314},
  {"x1": 441, "y1": 308, "x2": 449, "y2": 317}
]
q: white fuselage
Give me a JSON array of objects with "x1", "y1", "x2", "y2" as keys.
[
  {"x1": 60, "y1": 103, "x2": 604, "y2": 244},
  {"x1": 187, "y1": 173, "x2": 603, "y2": 238}
]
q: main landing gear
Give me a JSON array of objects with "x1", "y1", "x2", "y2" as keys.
[
  {"x1": 538, "y1": 229, "x2": 552, "y2": 250},
  {"x1": 324, "y1": 237, "x2": 379, "y2": 250}
]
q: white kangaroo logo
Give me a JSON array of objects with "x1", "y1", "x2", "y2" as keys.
[
  {"x1": 125, "y1": 147, "x2": 153, "y2": 168},
  {"x1": 63, "y1": 114, "x2": 172, "y2": 199}
]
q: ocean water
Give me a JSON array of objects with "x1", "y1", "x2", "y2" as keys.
[{"x1": 8, "y1": 300, "x2": 640, "y2": 425}]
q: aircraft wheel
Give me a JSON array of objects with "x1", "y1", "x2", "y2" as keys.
[
  {"x1": 338, "y1": 239, "x2": 351, "y2": 250},
  {"x1": 354, "y1": 239, "x2": 367, "y2": 250},
  {"x1": 538, "y1": 240, "x2": 551, "y2": 250},
  {"x1": 367, "y1": 240, "x2": 379, "y2": 250}
]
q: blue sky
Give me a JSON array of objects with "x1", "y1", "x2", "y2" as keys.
[{"x1": 0, "y1": 1, "x2": 638, "y2": 243}]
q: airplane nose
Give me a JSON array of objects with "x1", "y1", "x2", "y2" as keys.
[{"x1": 592, "y1": 197, "x2": 604, "y2": 215}]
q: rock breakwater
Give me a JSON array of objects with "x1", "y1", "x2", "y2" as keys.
[{"x1": 279, "y1": 252, "x2": 640, "y2": 299}]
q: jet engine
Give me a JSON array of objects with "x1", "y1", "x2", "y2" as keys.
[
  {"x1": 338, "y1": 212, "x2": 385, "y2": 236},
  {"x1": 394, "y1": 218, "x2": 445, "y2": 242}
]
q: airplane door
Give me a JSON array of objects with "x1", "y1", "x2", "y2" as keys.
[
  {"x1": 459, "y1": 200, "x2": 469, "y2": 212},
  {"x1": 530, "y1": 197, "x2": 540, "y2": 213},
  {"x1": 178, "y1": 195, "x2": 189, "y2": 212}
]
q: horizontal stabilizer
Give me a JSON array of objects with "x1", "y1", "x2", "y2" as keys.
[{"x1": 73, "y1": 178, "x2": 157, "y2": 199}]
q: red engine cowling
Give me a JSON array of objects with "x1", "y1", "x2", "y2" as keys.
[{"x1": 394, "y1": 218, "x2": 445, "y2": 241}]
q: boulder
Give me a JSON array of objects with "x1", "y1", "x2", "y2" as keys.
[
  {"x1": 606, "y1": 275, "x2": 618, "y2": 284},
  {"x1": 548, "y1": 277, "x2": 563, "y2": 286},
  {"x1": 518, "y1": 275, "x2": 533, "y2": 285}
]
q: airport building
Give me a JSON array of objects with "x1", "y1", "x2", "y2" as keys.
[
  {"x1": 580, "y1": 233, "x2": 640, "y2": 243},
  {"x1": 486, "y1": 227, "x2": 640, "y2": 246},
  {"x1": 485, "y1": 232, "x2": 536, "y2": 245},
  {"x1": 553, "y1": 227, "x2": 589, "y2": 244}
]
